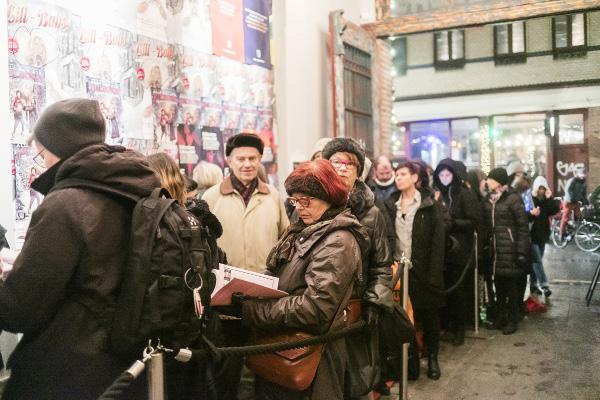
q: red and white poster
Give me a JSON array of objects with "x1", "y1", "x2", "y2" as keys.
[
  {"x1": 86, "y1": 77, "x2": 124, "y2": 145},
  {"x1": 209, "y1": 0, "x2": 244, "y2": 62},
  {"x1": 8, "y1": 62, "x2": 45, "y2": 144},
  {"x1": 151, "y1": 88, "x2": 179, "y2": 145}
]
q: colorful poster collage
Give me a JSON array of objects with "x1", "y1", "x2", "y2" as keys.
[{"x1": 6, "y1": 0, "x2": 276, "y2": 249}]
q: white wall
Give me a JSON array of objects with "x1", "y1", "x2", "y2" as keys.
[{"x1": 272, "y1": 0, "x2": 374, "y2": 188}]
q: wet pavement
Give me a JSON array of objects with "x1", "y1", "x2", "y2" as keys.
[{"x1": 386, "y1": 244, "x2": 600, "y2": 400}]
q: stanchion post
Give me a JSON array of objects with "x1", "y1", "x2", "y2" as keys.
[
  {"x1": 474, "y1": 232, "x2": 479, "y2": 335},
  {"x1": 401, "y1": 256, "x2": 410, "y2": 400},
  {"x1": 147, "y1": 352, "x2": 166, "y2": 400}
]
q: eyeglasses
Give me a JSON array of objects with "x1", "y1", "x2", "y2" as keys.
[
  {"x1": 330, "y1": 158, "x2": 357, "y2": 170},
  {"x1": 33, "y1": 149, "x2": 46, "y2": 169},
  {"x1": 287, "y1": 196, "x2": 313, "y2": 208}
]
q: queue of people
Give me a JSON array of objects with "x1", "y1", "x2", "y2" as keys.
[{"x1": 0, "y1": 98, "x2": 564, "y2": 400}]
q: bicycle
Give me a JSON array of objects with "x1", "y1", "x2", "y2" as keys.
[{"x1": 551, "y1": 206, "x2": 600, "y2": 252}]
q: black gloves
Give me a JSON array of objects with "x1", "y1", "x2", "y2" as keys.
[
  {"x1": 215, "y1": 293, "x2": 248, "y2": 318},
  {"x1": 363, "y1": 304, "x2": 380, "y2": 327}
]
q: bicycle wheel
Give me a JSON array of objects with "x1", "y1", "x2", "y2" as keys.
[
  {"x1": 575, "y1": 221, "x2": 600, "y2": 252},
  {"x1": 551, "y1": 219, "x2": 569, "y2": 248}
]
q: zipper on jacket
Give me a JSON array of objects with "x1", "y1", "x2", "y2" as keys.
[{"x1": 507, "y1": 228, "x2": 514, "y2": 243}]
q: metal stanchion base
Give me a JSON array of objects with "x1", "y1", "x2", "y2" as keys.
[{"x1": 465, "y1": 328, "x2": 496, "y2": 340}]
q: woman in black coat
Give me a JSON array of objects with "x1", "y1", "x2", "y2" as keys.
[
  {"x1": 381, "y1": 161, "x2": 445, "y2": 381},
  {"x1": 433, "y1": 158, "x2": 480, "y2": 346},
  {"x1": 482, "y1": 168, "x2": 530, "y2": 335}
]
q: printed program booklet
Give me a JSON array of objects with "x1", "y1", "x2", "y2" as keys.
[{"x1": 211, "y1": 263, "x2": 287, "y2": 306}]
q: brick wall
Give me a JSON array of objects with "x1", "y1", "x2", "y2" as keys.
[
  {"x1": 374, "y1": 39, "x2": 393, "y2": 156},
  {"x1": 393, "y1": 12, "x2": 600, "y2": 99},
  {"x1": 588, "y1": 107, "x2": 600, "y2": 191},
  {"x1": 366, "y1": 0, "x2": 600, "y2": 36}
]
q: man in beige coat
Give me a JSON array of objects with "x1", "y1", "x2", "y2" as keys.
[{"x1": 203, "y1": 133, "x2": 289, "y2": 272}]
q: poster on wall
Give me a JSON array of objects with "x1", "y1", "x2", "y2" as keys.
[
  {"x1": 247, "y1": 64, "x2": 273, "y2": 108},
  {"x1": 151, "y1": 88, "x2": 179, "y2": 145},
  {"x1": 12, "y1": 144, "x2": 43, "y2": 250},
  {"x1": 200, "y1": 126, "x2": 225, "y2": 169},
  {"x1": 168, "y1": 0, "x2": 212, "y2": 54},
  {"x1": 242, "y1": 0, "x2": 271, "y2": 69},
  {"x1": 8, "y1": 62, "x2": 46, "y2": 144},
  {"x1": 217, "y1": 56, "x2": 248, "y2": 104},
  {"x1": 209, "y1": 0, "x2": 244, "y2": 62},
  {"x1": 135, "y1": 0, "x2": 170, "y2": 41},
  {"x1": 86, "y1": 77, "x2": 124, "y2": 145},
  {"x1": 177, "y1": 94, "x2": 203, "y2": 176}
]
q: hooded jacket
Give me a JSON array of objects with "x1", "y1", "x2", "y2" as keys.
[
  {"x1": 0, "y1": 145, "x2": 159, "y2": 400},
  {"x1": 530, "y1": 177, "x2": 561, "y2": 246},
  {"x1": 433, "y1": 158, "x2": 481, "y2": 267},
  {"x1": 241, "y1": 209, "x2": 369, "y2": 398}
]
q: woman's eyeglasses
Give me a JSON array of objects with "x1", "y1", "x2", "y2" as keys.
[
  {"x1": 330, "y1": 158, "x2": 357, "y2": 170},
  {"x1": 287, "y1": 196, "x2": 313, "y2": 208}
]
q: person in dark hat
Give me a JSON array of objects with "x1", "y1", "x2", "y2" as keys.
[
  {"x1": 0, "y1": 98, "x2": 159, "y2": 399},
  {"x1": 202, "y1": 133, "x2": 289, "y2": 400},
  {"x1": 322, "y1": 138, "x2": 394, "y2": 396},
  {"x1": 482, "y1": 167, "x2": 530, "y2": 335}
]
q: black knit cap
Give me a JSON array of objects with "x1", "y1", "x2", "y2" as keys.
[
  {"x1": 225, "y1": 133, "x2": 264, "y2": 156},
  {"x1": 321, "y1": 137, "x2": 366, "y2": 175},
  {"x1": 487, "y1": 167, "x2": 508, "y2": 186},
  {"x1": 30, "y1": 98, "x2": 105, "y2": 159}
]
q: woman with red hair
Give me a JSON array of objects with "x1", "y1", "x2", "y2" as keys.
[{"x1": 236, "y1": 159, "x2": 369, "y2": 399}]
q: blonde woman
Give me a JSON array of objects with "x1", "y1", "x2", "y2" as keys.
[
  {"x1": 192, "y1": 160, "x2": 224, "y2": 198},
  {"x1": 147, "y1": 152, "x2": 186, "y2": 204}
]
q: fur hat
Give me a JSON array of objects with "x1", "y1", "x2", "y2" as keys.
[
  {"x1": 321, "y1": 137, "x2": 366, "y2": 175},
  {"x1": 225, "y1": 133, "x2": 264, "y2": 156},
  {"x1": 285, "y1": 173, "x2": 332, "y2": 205},
  {"x1": 30, "y1": 98, "x2": 105, "y2": 159},
  {"x1": 487, "y1": 167, "x2": 508, "y2": 186}
]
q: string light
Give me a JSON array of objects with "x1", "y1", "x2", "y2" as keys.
[{"x1": 480, "y1": 124, "x2": 491, "y2": 175}]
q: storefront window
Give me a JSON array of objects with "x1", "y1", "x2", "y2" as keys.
[
  {"x1": 450, "y1": 118, "x2": 480, "y2": 169},
  {"x1": 408, "y1": 120, "x2": 450, "y2": 167},
  {"x1": 493, "y1": 114, "x2": 547, "y2": 177},
  {"x1": 558, "y1": 114, "x2": 584, "y2": 145}
]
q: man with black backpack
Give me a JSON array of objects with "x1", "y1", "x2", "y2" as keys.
[{"x1": 0, "y1": 99, "x2": 162, "y2": 399}]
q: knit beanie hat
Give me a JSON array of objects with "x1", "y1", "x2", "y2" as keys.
[
  {"x1": 225, "y1": 133, "x2": 264, "y2": 156},
  {"x1": 487, "y1": 167, "x2": 508, "y2": 186},
  {"x1": 321, "y1": 137, "x2": 366, "y2": 175},
  {"x1": 506, "y1": 160, "x2": 526, "y2": 177},
  {"x1": 30, "y1": 98, "x2": 105, "y2": 159}
]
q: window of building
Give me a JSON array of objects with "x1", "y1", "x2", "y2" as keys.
[
  {"x1": 494, "y1": 21, "x2": 526, "y2": 64},
  {"x1": 434, "y1": 30, "x2": 465, "y2": 69},
  {"x1": 343, "y1": 43, "x2": 374, "y2": 156},
  {"x1": 450, "y1": 118, "x2": 480, "y2": 169},
  {"x1": 557, "y1": 113, "x2": 584, "y2": 145},
  {"x1": 553, "y1": 13, "x2": 587, "y2": 57},
  {"x1": 390, "y1": 37, "x2": 407, "y2": 76}
]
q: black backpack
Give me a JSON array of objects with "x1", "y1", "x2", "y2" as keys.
[{"x1": 52, "y1": 179, "x2": 220, "y2": 357}]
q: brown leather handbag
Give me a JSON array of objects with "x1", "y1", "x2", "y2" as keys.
[
  {"x1": 245, "y1": 283, "x2": 353, "y2": 392},
  {"x1": 245, "y1": 329, "x2": 324, "y2": 391}
]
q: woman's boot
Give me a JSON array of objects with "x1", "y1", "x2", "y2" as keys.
[{"x1": 427, "y1": 353, "x2": 441, "y2": 380}]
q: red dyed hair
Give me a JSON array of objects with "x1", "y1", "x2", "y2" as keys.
[{"x1": 285, "y1": 159, "x2": 348, "y2": 207}]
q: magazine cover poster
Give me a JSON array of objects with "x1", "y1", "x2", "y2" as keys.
[
  {"x1": 12, "y1": 144, "x2": 44, "y2": 250},
  {"x1": 167, "y1": 0, "x2": 212, "y2": 54},
  {"x1": 240, "y1": 104, "x2": 258, "y2": 132},
  {"x1": 201, "y1": 98, "x2": 223, "y2": 128},
  {"x1": 8, "y1": 62, "x2": 46, "y2": 144},
  {"x1": 135, "y1": 0, "x2": 170, "y2": 42},
  {"x1": 222, "y1": 102, "x2": 242, "y2": 131},
  {"x1": 177, "y1": 94, "x2": 203, "y2": 175},
  {"x1": 200, "y1": 126, "x2": 225, "y2": 169},
  {"x1": 216, "y1": 56, "x2": 248, "y2": 104},
  {"x1": 242, "y1": 0, "x2": 271, "y2": 69},
  {"x1": 86, "y1": 77, "x2": 124, "y2": 145},
  {"x1": 152, "y1": 88, "x2": 179, "y2": 145},
  {"x1": 247, "y1": 64, "x2": 273, "y2": 108},
  {"x1": 209, "y1": 0, "x2": 244, "y2": 62}
]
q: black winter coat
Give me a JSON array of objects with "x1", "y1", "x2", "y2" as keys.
[
  {"x1": 381, "y1": 189, "x2": 446, "y2": 309},
  {"x1": 433, "y1": 159, "x2": 481, "y2": 267},
  {"x1": 530, "y1": 197, "x2": 561, "y2": 246},
  {"x1": 0, "y1": 145, "x2": 159, "y2": 400},
  {"x1": 482, "y1": 189, "x2": 531, "y2": 278},
  {"x1": 348, "y1": 180, "x2": 393, "y2": 309}
]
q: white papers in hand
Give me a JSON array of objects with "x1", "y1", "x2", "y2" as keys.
[{"x1": 211, "y1": 263, "x2": 288, "y2": 306}]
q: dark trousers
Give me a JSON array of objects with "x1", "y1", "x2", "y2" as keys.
[
  {"x1": 413, "y1": 308, "x2": 441, "y2": 355},
  {"x1": 444, "y1": 266, "x2": 468, "y2": 332},
  {"x1": 495, "y1": 276, "x2": 520, "y2": 324},
  {"x1": 217, "y1": 320, "x2": 250, "y2": 400}
]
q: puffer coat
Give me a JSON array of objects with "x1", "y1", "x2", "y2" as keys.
[
  {"x1": 482, "y1": 189, "x2": 530, "y2": 278},
  {"x1": 241, "y1": 209, "x2": 369, "y2": 399},
  {"x1": 380, "y1": 189, "x2": 446, "y2": 309},
  {"x1": 433, "y1": 158, "x2": 481, "y2": 268}
]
